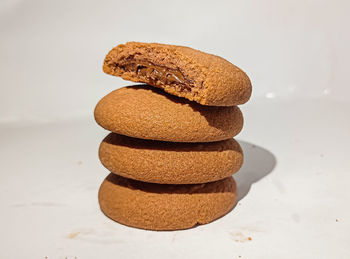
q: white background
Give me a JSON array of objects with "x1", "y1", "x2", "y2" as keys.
[{"x1": 0, "y1": 0, "x2": 349, "y2": 258}]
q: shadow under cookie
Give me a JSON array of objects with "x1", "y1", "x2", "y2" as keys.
[
  {"x1": 99, "y1": 133, "x2": 243, "y2": 184},
  {"x1": 98, "y1": 174, "x2": 237, "y2": 231}
]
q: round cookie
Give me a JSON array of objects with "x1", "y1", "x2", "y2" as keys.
[
  {"x1": 94, "y1": 85, "x2": 243, "y2": 142},
  {"x1": 103, "y1": 42, "x2": 252, "y2": 106},
  {"x1": 98, "y1": 173, "x2": 237, "y2": 230},
  {"x1": 99, "y1": 133, "x2": 243, "y2": 184}
]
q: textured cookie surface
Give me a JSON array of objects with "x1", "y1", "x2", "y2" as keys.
[
  {"x1": 103, "y1": 42, "x2": 252, "y2": 106},
  {"x1": 99, "y1": 133, "x2": 243, "y2": 184},
  {"x1": 98, "y1": 174, "x2": 237, "y2": 230},
  {"x1": 94, "y1": 85, "x2": 243, "y2": 142}
]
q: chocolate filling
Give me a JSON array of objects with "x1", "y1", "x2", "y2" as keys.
[{"x1": 116, "y1": 60, "x2": 198, "y2": 94}]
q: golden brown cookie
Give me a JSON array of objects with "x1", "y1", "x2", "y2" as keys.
[
  {"x1": 99, "y1": 133, "x2": 243, "y2": 184},
  {"x1": 103, "y1": 42, "x2": 252, "y2": 106},
  {"x1": 94, "y1": 85, "x2": 243, "y2": 142},
  {"x1": 98, "y1": 173, "x2": 237, "y2": 230}
]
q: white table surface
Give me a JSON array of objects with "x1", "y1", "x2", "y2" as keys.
[
  {"x1": 1, "y1": 0, "x2": 350, "y2": 258},
  {"x1": 1, "y1": 96, "x2": 349, "y2": 259}
]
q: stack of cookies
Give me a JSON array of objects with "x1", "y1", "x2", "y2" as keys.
[{"x1": 94, "y1": 42, "x2": 252, "y2": 230}]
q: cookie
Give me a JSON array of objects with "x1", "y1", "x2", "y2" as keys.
[
  {"x1": 98, "y1": 173, "x2": 237, "y2": 230},
  {"x1": 103, "y1": 42, "x2": 252, "y2": 106},
  {"x1": 94, "y1": 85, "x2": 243, "y2": 142},
  {"x1": 99, "y1": 133, "x2": 243, "y2": 184}
]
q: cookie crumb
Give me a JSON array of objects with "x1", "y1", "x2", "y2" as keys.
[
  {"x1": 248, "y1": 237, "x2": 252, "y2": 241},
  {"x1": 67, "y1": 232, "x2": 80, "y2": 239},
  {"x1": 336, "y1": 219, "x2": 339, "y2": 222}
]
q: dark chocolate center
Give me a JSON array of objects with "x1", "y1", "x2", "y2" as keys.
[{"x1": 117, "y1": 60, "x2": 196, "y2": 93}]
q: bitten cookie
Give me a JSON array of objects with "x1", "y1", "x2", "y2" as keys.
[
  {"x1": 98, "y1": 173, "x2": 237, "y2": 230},
  {"x1": 94, "y1": 85, "x2": 243, "y2": 142},
  {"x1": 99, "y1": 133, "x2": 243, "y2": 184},
  {"x1": 103, "y1": 42, "x2": 252, "y2": 106}
]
